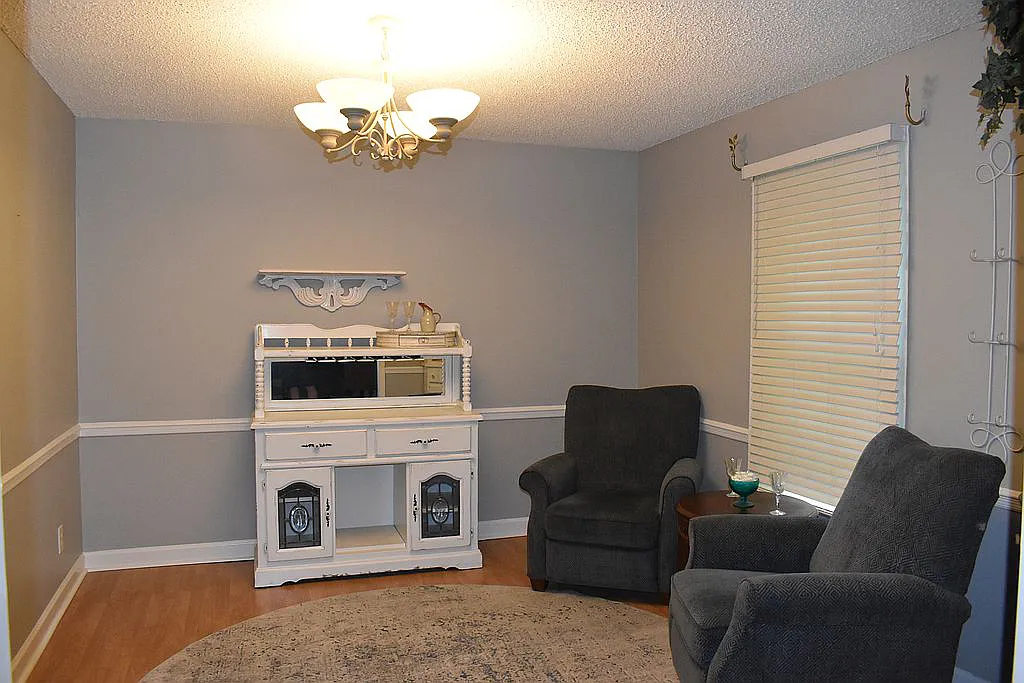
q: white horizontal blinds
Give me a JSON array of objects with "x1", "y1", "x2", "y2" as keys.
[{"x1": 748, "y1": 138, "x2": 907, "y2": 508}]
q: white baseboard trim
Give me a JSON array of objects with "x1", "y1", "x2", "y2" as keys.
[
  {"x1": 479, "y1": 517, "x2": 528, "y2": 540},
  {"x1": 2, "y1": 425, "x2": 80, "y2": 494},
  {"x1": 81, "y1": 519, "x2": 530, "y2": 573},
  {"x1": 953, "y1": 667, "x2": 990, "y2": 683},
  {"x1": 12, "y1": 554, "x2": 86, "y2": 683},
  {"x1": 84, "y1": 538, "x2": 256, "y2": 572}
]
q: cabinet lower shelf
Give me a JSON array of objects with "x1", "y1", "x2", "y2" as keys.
[{"x1": 336, "y1": 525, "x2": 406, "y2": 554}]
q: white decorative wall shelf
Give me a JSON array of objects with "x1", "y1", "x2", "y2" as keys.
[
  {"x1": 257, "y1": 270, "x2": 405, "y2": 311},
  {"x1": 967, "y1": 140, "x2": 1022, "y2": 459}
]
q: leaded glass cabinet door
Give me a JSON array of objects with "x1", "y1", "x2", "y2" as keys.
[
  {"x1": 265, "y1": 467, "x2": 334, "y2": 561},
  {"x1": 407, "y1": 460, "x2": 471, "y2": 550}
]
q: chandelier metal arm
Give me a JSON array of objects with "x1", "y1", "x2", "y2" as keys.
[
  {"x1": 322, "y1": 103, "x2": 422, "y2": 161},
  {"x1": 297, "y1": 15, "x2": 478, "y2": 167}
]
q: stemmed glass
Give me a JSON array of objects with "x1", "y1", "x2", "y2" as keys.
[
  {"x1": 769, "y1": 471, "x2": 786, "y2": 516},
  {"x1": 724, "y1": 458, "x2": 739, "y2": 497},
  {"x1": 403, "y1": 301, "x2": 416, "y2": 330},
  {"x1": 728, "y1": 472, "x2": 759, "y2": 509},
  {"x1": 385, "y1": 301, "x2": 399, "y2": 330}
]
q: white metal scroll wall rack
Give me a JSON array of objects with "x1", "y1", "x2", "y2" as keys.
[{"x1": 968, "y1": 139, "x2": 1022, "y2": 458}]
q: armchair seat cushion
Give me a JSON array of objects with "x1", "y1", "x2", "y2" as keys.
[
  {"x1": 545, "y1": 487, "x2": 659, "y2": 549},
  {"x1": 670, "y1": 568, "x2": 774, "y2": 668}
]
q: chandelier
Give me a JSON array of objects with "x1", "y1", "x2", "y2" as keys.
[{"x1": 294, "y1": 17, "x2": 480, "y2": 166}]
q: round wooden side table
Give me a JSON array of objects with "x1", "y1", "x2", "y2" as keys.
[{"x1": 675, "y1": 490, "x2": 819, "y2": 570}]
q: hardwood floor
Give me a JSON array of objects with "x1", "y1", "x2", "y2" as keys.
[{"x1": 28, "y1": 537, "x2": 668, "y2": 682}]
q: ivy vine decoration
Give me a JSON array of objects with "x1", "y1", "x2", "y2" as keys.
[{"x1": 975, "y1": 0, "x2": 1024, "y2": 147}]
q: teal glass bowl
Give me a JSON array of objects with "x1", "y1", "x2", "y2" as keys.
[{"x1": 728, "y1": 477, "x2": 760, "y2": 509}]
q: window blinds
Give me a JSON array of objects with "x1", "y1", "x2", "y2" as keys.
[{"x1": 748, "y1": 133, "x2": 908, "y2": 508}]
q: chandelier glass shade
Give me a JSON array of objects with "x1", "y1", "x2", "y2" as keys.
[{"x1": 294, "y1": 19, "x2": 479, "y2": 166}]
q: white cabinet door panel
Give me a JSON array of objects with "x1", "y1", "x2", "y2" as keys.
[
  {"x1": 407, "y1": 460, "x2": 472, "y2": 550},
  {"x1": 265, "y1": 467, "x2": 334, "y2": 562}
]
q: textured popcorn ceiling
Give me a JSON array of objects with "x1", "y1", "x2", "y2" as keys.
[{"x1": 0, "y1": 0, "x2": 981, "y2": 151}]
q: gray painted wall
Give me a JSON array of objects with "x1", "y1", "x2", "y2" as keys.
[
  {"x1": 75, "y1": 121, "x2": 638, "y2": 548},
  {"x1": 637, "y1": 26, "x2": 1019, "y2": 682},
  {"x1": 0, "y1": 29, "x2": 82, "y2": 654}
]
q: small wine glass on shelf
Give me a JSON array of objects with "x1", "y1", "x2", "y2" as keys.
[
  {"x1": 769, "y1": 471, "x2": 786, "y2": 516},
  {"x1": 724, "y1": 457, "x2": 739, "y2": 497},
  {"x1": 403, "y1": 300, "x2": 416, "y2": 330},
  {"x1": 385, "y1": 300, "x2": 399, "y2": 330}
]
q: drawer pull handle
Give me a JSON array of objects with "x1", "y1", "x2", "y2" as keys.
[
  {"x1": 300, "y1": 442, "x2": 333, "y2": 450},
  {"x1": 412, "y1": 494, "x2": 418, "y2": 521},
  {"x1": 409, "y1": 438, "x2": 439, "y2": 445}
]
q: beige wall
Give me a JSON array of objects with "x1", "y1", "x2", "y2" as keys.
[
  {"x1": 637, "y1": 25, "x2": 1017, "y2": 681},
  {"x1": 3, "y1": 443, "x2": 81, "y2": 653},
  {"x1": 0, "y1": 29, "x2": 81, "y2": 655},
  {"x1": 75, "y1": 121, "x2": 638, "y2": 548}
]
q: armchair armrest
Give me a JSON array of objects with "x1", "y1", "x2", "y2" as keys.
[
  {"x1": 519, "y1": 452, "x2": 577, "y2": 583},
  {"x1": 688, "y1": 515, "x2": 828, "y2": 573},
  {"x1": 660, "y1": 457, "x2": 702, "y2": 509},
  {"x1": 708, "y1": 572, "x2": 971, "y2": 683},
  {"x1": 657, "y1": 458, "x2": 702, "y2": 593},
  {"x1": 519, "y1": 451, "x2": 577, "y2": 507}
]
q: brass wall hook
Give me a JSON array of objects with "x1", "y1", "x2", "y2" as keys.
[
  {"x1": 904, "y1": 75, "x2": 925, "y2": 126},
  {"x1": 729, "y1": 134, "x2": 743, "y2": 172}
]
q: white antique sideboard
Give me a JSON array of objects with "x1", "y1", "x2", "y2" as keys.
[{"x1": 251, "y1": 322, "x2": 482, "y2": 587}]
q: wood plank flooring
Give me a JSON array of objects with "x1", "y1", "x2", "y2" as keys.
[{"x1": 28, "y1": 537, "x2": 668, "y2": 682}]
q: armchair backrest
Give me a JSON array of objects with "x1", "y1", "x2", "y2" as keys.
[
  {"x1": 564, "y1": 385, "x2": 701, "y2": 492},
  {"x1": 809, "y1": 426, "x2": 1005, "y2": 595}
]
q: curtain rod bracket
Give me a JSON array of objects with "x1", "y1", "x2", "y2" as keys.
[
  {"x1": 729, "y1": 134, "x2": 744, "y2": 172},
  {"x1": 904, "y1": 75, "x2": 925, "y2": 126}
]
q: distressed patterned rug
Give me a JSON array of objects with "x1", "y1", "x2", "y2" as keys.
[{"x1": 142, "y1": 584, "x2": 675, "y2": 682}]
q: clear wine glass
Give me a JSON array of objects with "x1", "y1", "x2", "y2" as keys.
[
  {"x1": 724, "y1": 457, "x2": 739, "y2": 497},
  {"x1": 770, "y1": 471, "x2": 786, "y2": 515},
  {"x1": 385, "y1": 301, "x2": 399, "y2": 330},
  {"x1": 403, "y1": 300, "x2": 416, "y2": 330}
]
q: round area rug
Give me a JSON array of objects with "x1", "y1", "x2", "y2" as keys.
[{"x1": 143, "y1": 584, "x2": 675, "y2": 682}]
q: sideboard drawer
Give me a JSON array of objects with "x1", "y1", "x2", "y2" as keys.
[
  {"x1": 265, "y1": 429, "x2": 368, "y2": 461},
  {"x1": 375, "y1": 425, "x2": 472, "y2": 456}
]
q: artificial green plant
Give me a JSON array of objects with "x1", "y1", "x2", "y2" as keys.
[{"x1": 975, "y1": 0, "x2": 1024, "y2": 146}]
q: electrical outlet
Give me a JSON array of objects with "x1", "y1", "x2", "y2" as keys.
[{"x1": 57, "y1": 524, "x2": 64, "y2": 556}]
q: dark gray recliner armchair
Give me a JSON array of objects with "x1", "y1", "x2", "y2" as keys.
[
  {"x1": 519, "y1": 384, "x2": 701, "y2": 595},
  {"x1": 668, "y1": 426, "x2": 1006, "y2": 683}
]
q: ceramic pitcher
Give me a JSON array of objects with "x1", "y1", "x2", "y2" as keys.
[{"x1": 419, "y1": 302, "x2": 441, "y2": 333}]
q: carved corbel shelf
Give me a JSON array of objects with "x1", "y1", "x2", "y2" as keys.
[{"x1": 257, "y1": 270, "x2": 405, "y2": 311}]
